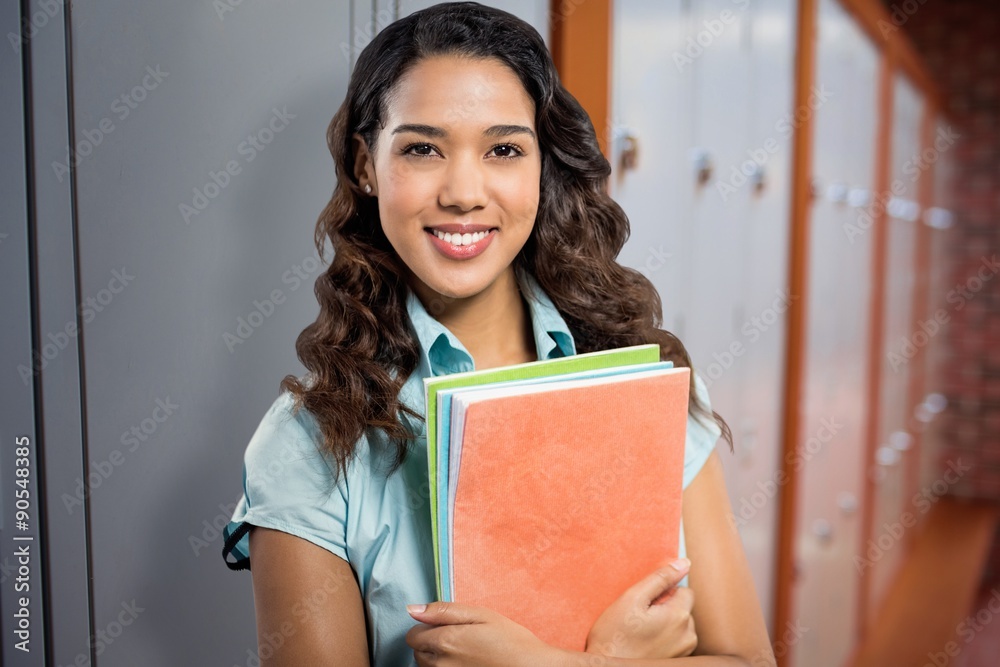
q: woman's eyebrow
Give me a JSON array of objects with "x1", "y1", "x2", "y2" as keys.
[{"x1": 390, "y1": 123, "x2": 535, "y2": 140}]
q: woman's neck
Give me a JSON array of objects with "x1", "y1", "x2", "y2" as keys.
[{"x1": 411, "y1": 268, "x2": 537, "y2": 370}]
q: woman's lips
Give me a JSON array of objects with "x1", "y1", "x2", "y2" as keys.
[{"x1": 425, "y1": 227, "x2": 497, "y2": 260}]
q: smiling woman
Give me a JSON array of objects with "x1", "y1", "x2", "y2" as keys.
[
  {"x1": 356, "y1": 55, "x2": 541, "y2": 304},
  {"x1": 221, "y1": 2, "x2": 771, "y2": 666}
]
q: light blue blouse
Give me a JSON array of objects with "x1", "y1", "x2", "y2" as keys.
[{"x1": 222, "y1": 271, "x2": 722, "y2": 666}]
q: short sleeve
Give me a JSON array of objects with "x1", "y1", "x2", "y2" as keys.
[
  {"x1": 681, "y1": 372, "x2": 723, "y2": 490},
  {"x1": 222, "y1": 391, "x2": 350, "y2": 570},
  {"x1": 676, "y1": 372, "x2": 723, "y2": 587}
]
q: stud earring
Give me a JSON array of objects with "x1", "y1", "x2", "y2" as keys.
[{"x1": 364, "y1": 184, "x2": 372, "y2": 194}]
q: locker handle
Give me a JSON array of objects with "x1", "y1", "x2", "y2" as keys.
[
  {"x1": 812, "y1": 519, "x2": 833, "y2": 543},
  {"x1": 826, "y1": 182, "x2": 848, "y2": 203},
  {"x1": 876, "y1": 446, "x2": 901, "y2": 467},
  {"x1": 837, "y1": 492, "x2": 858, "y2": 515},
  {"x1": 889, "y1": 431, "x2": 912, "y2": 452},
  {"x1": 847, "y1": 187, "x2": 871, "y2": 208},
  {"x1": 689, "y1": 147, "x2": 712, "y2": 185}
]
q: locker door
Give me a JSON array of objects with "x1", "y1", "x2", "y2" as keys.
[
  {"x1": 611, "y1": 0, "x2": 792, "y2": 634},
  {"x1": 682, "y1": 0, "x2": 752, "y2": 421},
  {"x1": 789, "y1": 1, "x2": 879, "y2": 664},
  {"x1": 610, "y1": 0, "x2": 691, "y2": 337},
  {"x1": 43, "y1": 2, "x2": 353, "y2": 664},
  {"x1": 868, "y1": 73, "x2": 925, "y2": 619},
  {"x1": 724, "y1": 0, "x2": 797, "y2": 637},
  {"x1": 29, "y1": 2, "x2": 555, "y2": 664},
  {"x1": 2, "y1": 3, "x2": 50, "y2": 665},
  {"x1": 918, "y1": 116, "x2": 957, "y2": 493}
]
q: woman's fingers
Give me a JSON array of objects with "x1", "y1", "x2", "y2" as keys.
[
  {"x1": 406, "y1": 622, "x2": 460, "y2": 656},
  {"x1": 625, "y1": 558, "x2": 691, "y2": 607},
  {"x1": 406, "y1": 601, "x2": 494, "y2": 626},
  {"x1": 649, "y1": 585, "x2": 695, "y2": 618}
]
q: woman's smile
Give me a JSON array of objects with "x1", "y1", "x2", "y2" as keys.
[{"x1": 424, "y1": 226, "x2": 498, "y2": 259}]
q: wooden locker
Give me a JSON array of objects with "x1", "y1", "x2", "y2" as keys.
[
  {"x1": 789, "y1": 0, "x2": 880, "y2": 663},
  {"x1": 917, "y1": 115, "x2": 957, "y2": 493},
  {"x1": 867, "y1": 72, "x2": 925, "y2": 620}
]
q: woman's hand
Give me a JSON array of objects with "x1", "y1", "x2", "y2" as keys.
[
  {"x1": 584, "y1": 558, "x2": 698, "y2": 660},
  {"x1": 405, "y1": 602, "x2": 568, "y2": 667}
]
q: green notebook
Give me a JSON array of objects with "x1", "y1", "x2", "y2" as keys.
[{"x1": 422, "y1": 343, "x2": 662, "y2": 598}]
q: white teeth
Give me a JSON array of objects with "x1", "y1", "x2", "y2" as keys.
[{"x1": 433, "y1": 230, "x2": 490, "y2": 246}]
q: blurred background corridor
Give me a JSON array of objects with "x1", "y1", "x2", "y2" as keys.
[{"x1": 2, "y1": 0, "x2": 998, "y2": 665}]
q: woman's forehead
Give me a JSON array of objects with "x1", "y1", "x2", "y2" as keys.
[{"x1": 383, "y1": 55, "x2": 535, "y2": 133}]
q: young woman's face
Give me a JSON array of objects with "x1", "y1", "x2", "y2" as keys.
[{"x1": 364, "y1": 55, "x2": 541, "y2": 302}]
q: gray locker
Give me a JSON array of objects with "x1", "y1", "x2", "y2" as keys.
[{"x1": 2, "y1": 1, "x2": 548, "y2": 665}]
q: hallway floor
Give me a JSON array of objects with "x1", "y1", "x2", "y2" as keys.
[
  {"x1": 851, "y1": 499, "x2": 1000, "y2": 667},
  {"x1": 951, "y1": 584, "x2": 1000, "y2": 667}
]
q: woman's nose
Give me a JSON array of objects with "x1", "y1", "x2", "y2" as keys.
[{"x1": 438, "y1": 152, "x2": 489, "y2": 211}]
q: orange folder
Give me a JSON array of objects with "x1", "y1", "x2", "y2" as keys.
[{"x1": 450, "y1": 367, "x2": 691, "y2": 651}]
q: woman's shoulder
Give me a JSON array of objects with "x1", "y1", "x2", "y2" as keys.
[
  {"x1": 244, "y1": 389, "x2": 355, "y2": 481},
  {"x1": 247, "y1": 390, "x2": 320, "y2": 454},
  {"x1": 681, "y1": 371, "x2": 723, "y2": 490}
]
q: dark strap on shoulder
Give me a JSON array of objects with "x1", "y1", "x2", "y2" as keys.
[{"x1": 222, "y1": 521, "x2": 253, "y2": 571}]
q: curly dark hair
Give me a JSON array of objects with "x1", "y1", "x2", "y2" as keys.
[{"x1": 279, "y1": 1, "x2": 733, "y2": 481}]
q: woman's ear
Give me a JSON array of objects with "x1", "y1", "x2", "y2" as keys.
[{"x1": 351, "y1": 132, "x2": 377, "y2": 193}]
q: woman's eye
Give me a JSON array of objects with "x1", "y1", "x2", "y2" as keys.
[
  {"x1": 402, "y1": 143, "x2": 437, "y2": 158},
  {"x1": 400, "y1": 142, "x2": 524, "y2": 160},
  {"x1": 489, "y1": 143, "x2": 524, "y2": 160}
]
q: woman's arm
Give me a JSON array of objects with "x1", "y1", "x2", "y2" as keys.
[
  {"x1": 407, "y1": 449, "x2": 776, "y2": 667},
  {"x1": 248, "y1": 526, "x2": 370, "y2": 667},
  {"x1": 682, "y1": 449, "x2": 775, "y2": 664},
  {"x1": 566, "y1": 449, "x2": 777, "y2": 666}
]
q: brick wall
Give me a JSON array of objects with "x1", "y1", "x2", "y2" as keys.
[
  {"x1": 887, "y1": 0, "x2": 1000, "y2": 500},
  {"x1": 886, "y1": 0, "x2": 1000, "y2": 585}
]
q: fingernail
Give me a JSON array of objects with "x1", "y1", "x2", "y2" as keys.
[
  {"x1": 406, "y1": 604, "x2": 427, "y2": 614},
  {"x1": 670, "y1": 558, "x2": 691, "y2": 572}
]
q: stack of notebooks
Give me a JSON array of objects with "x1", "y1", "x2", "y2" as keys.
[{"x1": 424, "y1": 343, "x2": 691, "y2": 651}]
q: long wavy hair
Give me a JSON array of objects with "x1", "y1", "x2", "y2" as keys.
[{"x1": 280, "y1": 1, "x2": 733, "y2": 481}]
